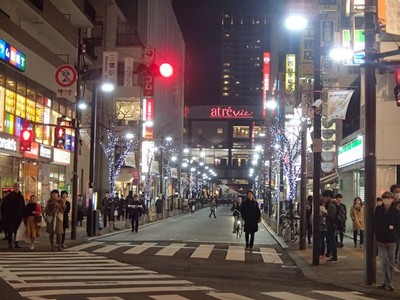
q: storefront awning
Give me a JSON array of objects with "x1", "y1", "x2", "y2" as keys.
[{"x1": 320, "y1": 172, "x2": 339, "y2": 184}]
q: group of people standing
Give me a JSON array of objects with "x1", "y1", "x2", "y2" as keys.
[{"x1": 0, "y1": 182, "x2": 71, "y2": 251}]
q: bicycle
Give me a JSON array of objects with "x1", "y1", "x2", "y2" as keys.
[
  {"x1": 233, "y1": 210, "x2": 243, "y2": 238},
  {"x1": 280, "y1": 212, "x2": 299, "y2": 242}
]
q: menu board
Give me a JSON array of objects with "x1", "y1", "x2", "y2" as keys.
[
  {"x1": 16, "y1": 94, "x2": 25, "y2": 118},
  {"x1": 5, "y1": 90, "x2": 15, "y2": 114}
]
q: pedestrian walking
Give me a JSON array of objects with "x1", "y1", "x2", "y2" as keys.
[
  {"x1": 390, "y1": 184, "x2": 400, "y2": 272},
  {"x1": 209, "y1": 198, "x2": 217, "y2": 218},
  {"x1": 350, "y1": 196, "x2": 364, "y2": 248},
  {"x1": 128, "y1": 195, "x2": 142, "y2": 233},
  {"x1": 1, "y1": 182, "x2": 25, "y2": 249},
  {"x1": 25, "y1": 195, "x2": 42, "y2": 250},
  {"x1": 77, "y1": 194, "x2": 84, "y2": 226},
  {"x1": 60, "y1": 190, "x2": 70, "y2": 249},
  {"x1": 375, "y1": 191, "x2": 400, "y2": 291},
  {"x1": 241, "y1": 190, "x2": 261, "y2": 251},
  {"x1": 335, "y1": 194, "x2": 347, "y2": 248},
  {"x1": 322, "y1": 190, "x2": 339, "y2": 263},
  {"x1": 101, "y1": 192, "x2": 110, "y2": 228},
  {"x1": 44, "y1": 190, "x2": 65, "y2": 251},
  {"x1": 319, "y1": 199, "x2": 328, "y2": 259}
]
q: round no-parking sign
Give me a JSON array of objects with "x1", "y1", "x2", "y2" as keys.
[{"x1": 55, "y1": 64, "x2": 78, "y2": 88}]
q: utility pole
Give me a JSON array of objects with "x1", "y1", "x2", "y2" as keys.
[
  {"x1": 71, "y1": 28, "x2": 83, "y2": 240},
  {"x1": 363, "y1": 0, "x2": 377, "y2": 285},
  {"x1": 312, "y1": 14, "x2": 322, "y2": 266}
]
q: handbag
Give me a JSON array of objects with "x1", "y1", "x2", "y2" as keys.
[
  {"x1": 34, "y1": 215, "x2": 42, "y2": 223},
  {"x1": 15, "y1": 221, "x2": 27, "y2": 242}
]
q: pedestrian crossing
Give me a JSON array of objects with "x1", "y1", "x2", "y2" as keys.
[
  {"x1": 0, "y1": 252, "x2": 380, "y2": 300},
  {"x1": 66, "y1": 242, "x2": 285, "y2": 264}
]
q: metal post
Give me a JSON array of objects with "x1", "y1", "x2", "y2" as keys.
[
  {"x1": 312, "y1": 15, "x2": 321, "y2": 266},
  {"x1": 87, "y1": 82, "x2": 98, "y2": 237},
  {"x1": 71, "y1": 28, "x2": 83, "y2": 240},
  {"x1": 160, "y1": 148, "x2": 164, "y2": 197},
  {"x1": 363, "y1": 0, "x2": 377, "y2": 285},
  {"x1": 299, "y1": 118, "x2": 307, "y2": 250}
]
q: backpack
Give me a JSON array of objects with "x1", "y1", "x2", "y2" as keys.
[{"x1": 334, "y1": 202, "x2": 346, "y2": 228}]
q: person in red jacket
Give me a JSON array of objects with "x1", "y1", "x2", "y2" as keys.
[{"x1": 375, "y1": 191, "x2": 400, "y2": 292}]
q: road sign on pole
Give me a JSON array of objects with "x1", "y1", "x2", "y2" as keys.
[{"x1": 55, "y1": 64, "x2": 78, "y2": 87}]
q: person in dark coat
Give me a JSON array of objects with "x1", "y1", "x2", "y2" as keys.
[
  {"x1": 1, "y1": 182, "x2": 26, "y2": 248},
  {"x1": 374, "y1": 191, "x2": 400, "y2": 291},
  {"x1": 128, "y1": 195, "x2": 143, "y2": 233},
  {"x1": 60, "y1": 190, "x2": 71, "y2": 249},
  {"x1": 101, "y1": 192, "x2": 110, "y2": 227},
  {"x1": 241, "y1": 190, "x2": 261, "y2": 250}
]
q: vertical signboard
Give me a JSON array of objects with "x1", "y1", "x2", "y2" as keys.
[
  {"x1": 300, "y1": 28, "x2": 314, "y2": 78},
  {"x1": 142, "y1": 98, "x2": 154, "y2": 139},
  {"x1": 124, "y1": 57, "x2": 134, "y2": 86},
  {"x1": 102, "y1": 51, "x2": 118, "y2": 86},
  {"x1": 263, "y1": 52, "x2": 271, "y2": 117},
  {"x1": 285, "y1": 54, "x2": 296, "y2": 92}
]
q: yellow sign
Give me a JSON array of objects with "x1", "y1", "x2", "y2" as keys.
[{"x1": 285, "y1": 54, "x2": 296, "y2": 92}]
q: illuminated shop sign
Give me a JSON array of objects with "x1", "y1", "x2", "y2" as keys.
[
  {"x1": 142, "y1": 98, "x2": 154, "y2": 139},
  {"x1": 39, "y1": 144, "x2": 52, "y2": 159},
  {"x1": 338, "y1": 136, "x2": 363, "y2": 168},
  {"x1": 0, "y1": 135, "x2": 17, "y2": 152},
  {"x1": 262, "y1": 52, "x2": 270, "y2": 118},
  {"x1": 53, "y1": 148, "x2": 71, "y2": 165},
  {"x1": 24, "y1": 142, "x2": 39, "y2": 159},
  {"x1": 0, "y1": 38, "x2": 26, "y2": 72},
  {"x1": 209, "y1": 106, "x2": 254, "y2": 119},
  {"x1": 285, "y1": 54, "x2": 296, "y2": 92}
]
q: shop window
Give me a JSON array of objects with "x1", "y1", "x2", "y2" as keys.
[
  {"x1": 217, "y1": 128, "x2": 223, "y2": 134},
  {"x1": 233, "y1": 125, "x2": 250, "y2": 138}
]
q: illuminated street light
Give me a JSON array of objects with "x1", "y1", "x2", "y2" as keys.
[
  {"x1": 285, "y1": 14, "x2": 308, "y2": 31},
  {"x1": 329, "y1": 47, "x2": 353, "y2": 62},
  {"x1": 101, "y1": 82, "x2": 115, "y2": 92}
]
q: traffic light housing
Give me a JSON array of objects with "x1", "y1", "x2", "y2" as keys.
[
  {"x1": 20, "y1": 128, "x2": 33, "y2": 152},
  {"x1": 54, "y1": 126, "x2": 66, "y2": 148},
  {"x1": 137, "y1": 63, "x2": 174, "y2": 78}
]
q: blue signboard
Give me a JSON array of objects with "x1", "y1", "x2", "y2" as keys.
[
  {"x1": 319, "y1": 0, "x2": 337, "y2": 4},
  {"x1": 0, "y1": 38, "x2": 26, "y2": 72},
  {"x1": 65, "y1": 134, "x2": 72, "y2": 151}
]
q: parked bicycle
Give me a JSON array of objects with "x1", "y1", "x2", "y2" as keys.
[{"x1": 280, "y1": 211, "x2": 299, "y2": 242}]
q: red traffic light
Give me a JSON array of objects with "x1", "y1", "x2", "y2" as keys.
[
  {"x1": 159, "y1": 63, "x2": 173, "y2": 78},
  {"x1": 20, "y1": 129, "x2": 33, "y2": 152},
  {"x1": 54, "y1": 126, "x2": 66, "y2": 148}
]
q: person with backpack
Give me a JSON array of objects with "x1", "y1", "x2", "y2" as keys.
[
  {"x1": 322, "y1": 190, "x2": 339, "y2": 263},
  {"x1": 350, "y1": 196, "x2": 364, "y2": 248},
  {"x1": 335, "y1": 194, "x2": 347, "y2": 248}
]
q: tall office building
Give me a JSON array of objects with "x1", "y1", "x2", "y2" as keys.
[{"x1": 220, "y1": 1, "x2": 281, "y2": 106}]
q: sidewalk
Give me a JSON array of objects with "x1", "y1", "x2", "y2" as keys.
[{"x1": 262, "y1": 215, "x2": 400, "y2": 299}]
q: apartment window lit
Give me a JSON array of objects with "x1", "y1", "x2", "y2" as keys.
[
  {"x1": 223, "y1": 63, "x2": 231, "y2": 67},
  {"x1": 223, "y1": 81, "x2": 229, "y2": 85},
  {"x1": 233, "y1": 126, "x2": 250, "y2": 138},
  {"x1": 197, "y1": 128, "x2": 203, "y2": 134},
  {"x1": 223, "y1": 92, "x2": 229, "y2": 96},
  {"x1": 217, "y1": 128, "x2": 223, "y2": 134},
  {"x1": 223, "y1": 75, "x2": 230, "y2": 78}
]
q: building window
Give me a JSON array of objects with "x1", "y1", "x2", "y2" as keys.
[
  {"x1": 233, "y1": 126, "x2": 250, "y2": 138},
  {"x1": 197, "y1": 128, "x2": 203, "y2": 134},
  {"x1": 217, "y1": 128, "x2": 223, "y2": 134}
]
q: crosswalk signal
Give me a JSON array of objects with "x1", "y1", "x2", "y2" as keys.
[
  {"x1": 20, "y1": 128, "x2": 33, "y2": 152},
  {"x1": 54, "y1": 126, "x2": 66, "y2": 148}
]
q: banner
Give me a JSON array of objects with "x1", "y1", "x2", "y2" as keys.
[
  {"x1": 327, "y1": 90, "x2": 354, "y2": 122},
  {"x1": 102, "y1": 51, "x2": 118, "y2": 86}
]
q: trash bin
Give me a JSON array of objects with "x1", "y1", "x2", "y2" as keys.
[{"x1": 93, "y1": 209, "x2": 101, "y2": 236}]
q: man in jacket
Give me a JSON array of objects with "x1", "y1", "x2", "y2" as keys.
[
  {"x1": 101, "y1": 192, "x2": 110, "y2": 228},
  {"x1": 322, "y1": 190, "x2": 339, "y2": 263},
  {"x1": 335, "y1": 193, "x2": 347, "y2": 248},
  {"x1": 1, "y1": 182, "x2": 26, "y2": 248},
  {"x1": 375, "y1": 191, "x2": 400, "y2": 291}
]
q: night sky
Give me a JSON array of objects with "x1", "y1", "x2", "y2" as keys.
[{"x1": 172, "y1": 0, "x2": 223, "y2": 106}]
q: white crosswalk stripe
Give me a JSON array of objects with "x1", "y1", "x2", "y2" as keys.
[
  {"x1": 314, "y1": 290, "x2": 378, "y2": 300},
  {"x1": 0, "y1": 252, "x2": 213, "y2": 299},
  {"x1": 261, "y1": 291, "x2": 379, "y2": 300},
  {"x1": 67, "y1": 242, "x2": 287, "y2": 264}
]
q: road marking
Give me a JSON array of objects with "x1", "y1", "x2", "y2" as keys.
[
  {"x1": 93, "y1": 244, "x2": 124, "y2": 253},
  {"x1": 13, "y1": 269, "x2": 156, "y2": 275},
  {"x1": 259, "y1": 247, "x2": 283, "y2": 264},
  {"x1": 13, "y1": 280, "x2": 193, "y2": 289},
  {"x1": 19, "y1": 274, "x2": 174, "y2": 281},
  {"x1": 208, "y1": 291, "x2": 255, "y2": 299},
  {"x1": 190, "y1": 244, "x2": 214, "y2": 259},
  {"x1": 226, "y1": 245, "x2": 245, "y2": 261},
  {"x1": 314, "y1": 290, "x2": 378, "y2": 300},
  {"x1": 150, "y1": 295, "x2": 191, "y2": 300},
  {"x1": 124, "y1": 242, "x2": 157, "y2": 254},
  {"x1": 19, "y1": 286, "x2": 213, "y2": 297},
  {"x1": 65, "y1": 241, "x2": 105, "y2": 251},
  {"x1": 87, "y1": 297, "x2": 124, "y2": 300},
  {"x1": 261, "y1": 292, "x2": 315, "y2": 300},
  {"x1": 155, "y1": 243, "x2": 186, "y2": 256}
]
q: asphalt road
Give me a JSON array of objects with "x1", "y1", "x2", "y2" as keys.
[{"x1": 0, "y1": 205, "x2": 386, "y2": 299}]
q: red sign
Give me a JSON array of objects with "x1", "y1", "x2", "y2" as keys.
[
  {"x1": 144, "y1": 98, "x2": 154, "y2": 121},
  {"x1": 263, "y1": 52, "x2": 271, "y2": 118},
  {"x1": 143, "y1": 73, "x2": 154, "y2": 97},
  {"x1": 55, "y1": 64, "x2": 77, "y2": 88},
  {"x1": 209, "y1": 106, "x2": 254, "y2": 119}
]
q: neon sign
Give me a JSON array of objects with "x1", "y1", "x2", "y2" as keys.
[
  {"x1": 0, "y1": 38, "x2": 26, "y2": 72},
  {"x1": 209, "y1": 106, "x2": 254, "y2": 119}
]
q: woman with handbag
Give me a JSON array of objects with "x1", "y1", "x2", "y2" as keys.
[
  {"x1": 45, "y1": 190, "x2": 66, "y2": 251},
  {"x1": 25, "y1": 195, "x2": 42, "y2": 250}
]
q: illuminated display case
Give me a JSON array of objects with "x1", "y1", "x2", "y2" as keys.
[
  {"x1": 5, "y1": 90, "x2": 15, "y2": 114},
  {"x1": 26, "y1": 99, "x2": 35, "y2": 121},
  {"x1": 16, "y1": 94, "x2": 26, "y2": 118}
]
